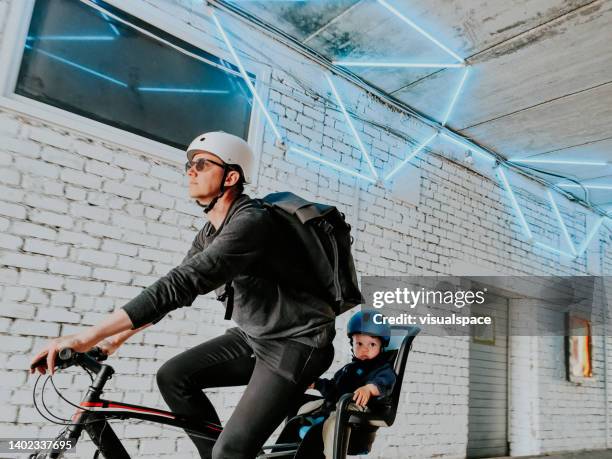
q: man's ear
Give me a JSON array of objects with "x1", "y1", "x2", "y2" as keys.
[{"x1": 225, "y1": 170, "x2": 240, "y2": 187}]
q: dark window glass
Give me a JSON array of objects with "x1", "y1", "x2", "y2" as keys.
[{"x1": 16, "y1": 0, "x2": 254, "y2": 150}]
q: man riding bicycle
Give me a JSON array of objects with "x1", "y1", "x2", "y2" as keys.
[{"x1": 30, "y1": 132, "x2": 336, "y2": 459}]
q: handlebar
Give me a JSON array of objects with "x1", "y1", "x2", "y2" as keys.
[{"x1": 31, "y1": 347, "x2": 108, "y2": 374}]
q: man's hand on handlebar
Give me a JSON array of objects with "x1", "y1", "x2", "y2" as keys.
[
  {"x1": 30, "y1": 332, "x2": 99, "y2": 376},
  {"x1": 29, "y1": 309, "x2": 138, "y2": 376}
]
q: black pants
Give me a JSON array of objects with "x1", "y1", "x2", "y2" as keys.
[{"x1": 156, "y1": 329, "x2": 334, "y2": 459}]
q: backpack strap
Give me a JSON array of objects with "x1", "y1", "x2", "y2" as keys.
[
  {"x1": 217, "y1": 282, "x2": 234, "y2": 320},
  {"x1": 214, "y1": 196, "x2": 252, "y2": 321}
]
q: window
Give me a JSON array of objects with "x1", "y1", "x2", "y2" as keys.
[{"x1": 14, "y1": 0, "x2": 255, "y2": 150}]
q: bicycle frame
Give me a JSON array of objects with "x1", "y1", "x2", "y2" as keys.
[
  {"x1": 33, "y1": 349, "x2": 300, "y2": 459},
  {"x1": 46, "y1": 363, "x2": 221, "y2": 459}
]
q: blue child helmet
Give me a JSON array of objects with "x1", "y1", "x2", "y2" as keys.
[{"x1": 347, "y1": 310, "x2": 391, "y2": 347}]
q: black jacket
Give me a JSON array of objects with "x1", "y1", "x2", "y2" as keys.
[
  {"x1": 314, "y1": 353, "x2": 396, "y2": 404},
  {"x1": 122, "y1": 195, "x2": 336, "y2": 347}
]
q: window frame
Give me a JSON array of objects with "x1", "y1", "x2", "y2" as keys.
[{"x1": 0, "y1": 0, "x2": 267, "y2": 184}]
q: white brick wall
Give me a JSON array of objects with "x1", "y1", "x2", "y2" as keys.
[{"x1": 1, "y1": 0, "x2": 611, "y2": 457}]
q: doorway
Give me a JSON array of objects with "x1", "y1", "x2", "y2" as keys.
[{"x1": 467, "y1": 292, "x2": 510, "y2": 458}]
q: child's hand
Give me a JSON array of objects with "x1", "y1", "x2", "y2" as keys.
[{"x1": 352, "y1": 385, "x2": 373, "y2": 407}]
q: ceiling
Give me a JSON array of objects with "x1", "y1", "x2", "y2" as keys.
[{"x1": 222, "y1": 0, "x2": 612, "y2": 210}]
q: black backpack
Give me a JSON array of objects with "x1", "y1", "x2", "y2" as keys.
[{"x1": 219, "y1": 192, "x2": 364, "y2": 320}]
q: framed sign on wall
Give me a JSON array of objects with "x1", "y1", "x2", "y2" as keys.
[{"x1": 566, "y1": 313, "x2": 593, "y2": 384}]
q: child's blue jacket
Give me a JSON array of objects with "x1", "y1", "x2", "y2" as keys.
[{"x1": 314, "y1": 352, "x2": 396, "y2": 404}]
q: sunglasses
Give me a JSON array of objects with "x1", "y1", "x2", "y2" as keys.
[{"x1": 184, "y1": 157, "x2": 226, "y2": 173}]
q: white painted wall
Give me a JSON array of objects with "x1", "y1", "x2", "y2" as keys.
[{"x1": 0, "y1": 0, "x2": 610, "y2": 457}]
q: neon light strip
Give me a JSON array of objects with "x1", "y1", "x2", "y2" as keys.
[
  {"x1": 440, "y1": 133, "x2": 495, "y2": 163},
  {"x1": 24, "y1": 45, "x2": 127, "y2": 87},
  {"x1": 26, "y1": 35, "x2": 116, "y2": 41},
  {"x1": 533, "y1": 241, "x2": 575, "y2": 258},
  {"x1": 333, "y1": 61, "x2": 465, "y2": 69},
  {"x1": 576, "y1": 217, "x2": 604, "y2": 256},
  {"x1": 211, "y1": 11, "x2": 283, "y2": 142},
  {"x1": 441, "y1": 67, "x2": 469, "y2": 126},
  {"x1": 137, "y1": 87, "x2": 229, "y2": 94},
  {"x1": 377, "y1": 0, "x2": 464, "y2": 63},
  {"x1": 288, "y1": 147, "x2": 377, "y2": 184},
  {"x1": 384, "y1": 133, "x2": 437, "y2": 181},
  {"x1": 546, "y1": 189, "x2": 576, "y2": 256},
  {"x1": 497, "y1": 167, "x2": 533, "y2": 239},
  {"x1": 512, "y1": 159, "x2": 607, "y2": 166},
  {"x1": 558, "y1": 183, "x2": 612, "y2": 190},
  {"x1": 325, "y1": 73, "x2": 378, "y2": 180}
]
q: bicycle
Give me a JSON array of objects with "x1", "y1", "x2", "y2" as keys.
[{"x1": 28, "y1": 348, "x2": 301, "y2": 459}]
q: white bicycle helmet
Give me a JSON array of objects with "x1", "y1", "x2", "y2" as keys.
[{"x1": 186, "y1": 131, "x2": 254, "y2": 183}]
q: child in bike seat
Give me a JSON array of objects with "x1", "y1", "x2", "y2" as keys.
[{"x1": 299, "y1": 310, "x2": 396, "y2": 458}]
